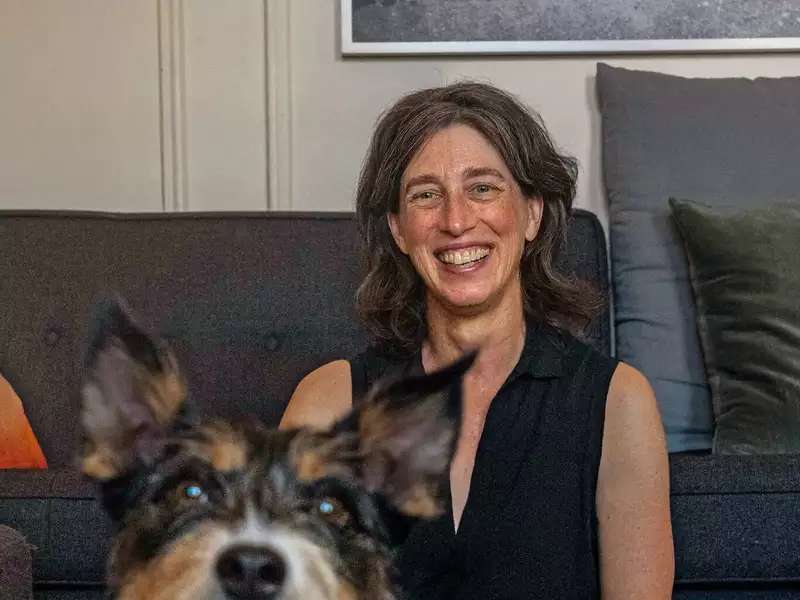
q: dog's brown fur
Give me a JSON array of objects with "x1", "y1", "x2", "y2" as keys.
[{"x1": 80, "y1": 298, "x2": 470, "y2": 600}]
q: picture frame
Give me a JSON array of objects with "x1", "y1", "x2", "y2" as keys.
[{"x1": 341, "y1": 0, "x2": 800, "y2": 56}]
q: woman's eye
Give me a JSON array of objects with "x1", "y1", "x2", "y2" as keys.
[{"x1": 410, "y1": 190, "x2": 438, "y2": 202}]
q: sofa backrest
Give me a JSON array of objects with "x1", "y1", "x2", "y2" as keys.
[{"x1": 0, "y1": 209, "x2": 609, "y2": 467}]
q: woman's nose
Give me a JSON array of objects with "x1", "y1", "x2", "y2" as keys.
[{"x1": 440, "y1": 193, "x2": 477, "y2": 236}]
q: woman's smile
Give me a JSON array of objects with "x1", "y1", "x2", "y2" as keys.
[{"x1": 436, "y1": 245, "x2": 492, "y2": 271}]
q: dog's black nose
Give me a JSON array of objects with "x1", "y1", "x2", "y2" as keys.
[{"x1": 216, "y1": 544, "x2": 286, "y2": 599}]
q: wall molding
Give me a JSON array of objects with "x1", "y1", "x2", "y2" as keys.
[
  {"x1": 265, "y1": 0, "x2": 293, "y2": 210},
  {"x1": 158, "y1": 0, "x2": 189, "y2": 212}
]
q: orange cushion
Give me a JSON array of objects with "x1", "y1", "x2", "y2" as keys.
[{"x1": 0, "y1": 373, "x2": 47, "y2": 469}]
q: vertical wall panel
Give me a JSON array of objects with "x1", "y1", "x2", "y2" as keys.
[
  {"x1": 181, "y1": 0, "x2": 267, "y2": 211},
  {"x1": 0, "y1": 0, "x2": 163, "y2": 211}
]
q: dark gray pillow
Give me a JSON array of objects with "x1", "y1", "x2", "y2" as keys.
[
  {"x1": 597, "y1": 63, "x2": 800, "y2": 452},
  {"x1": 670, "y1": 198, "x2": 800, "y2": 454}
]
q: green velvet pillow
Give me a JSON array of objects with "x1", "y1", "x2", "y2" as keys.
[{"x1": 669, "y1": 198, "x2": 800, "y2": 454}]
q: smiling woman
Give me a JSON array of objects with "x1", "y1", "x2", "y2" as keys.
[
  {"x1": 281, "y1": 81, "x2": 674, "y2": 599},
  {"x1": 387, "y1": 124, "x2": 541, "y2": 319},
  {"x1": 351, "y1": 83, "x2": 601, "y2": 352}
]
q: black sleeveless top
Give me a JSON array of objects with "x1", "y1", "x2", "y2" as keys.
[{"x1": 350, "y1": 323, "x2": 618, "y2": 600}]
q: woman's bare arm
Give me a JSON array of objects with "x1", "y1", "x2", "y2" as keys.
[
  {"x1": 597, "y1": 362, "x2": 675, "y2": 599},
  {"x1": 279, "y1": 360, "x2": 353, "y2": 431}
]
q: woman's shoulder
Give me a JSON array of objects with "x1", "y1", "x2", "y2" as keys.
[
  {"x1": 280, "y1": 343, "x2": 419, "y2": 431},
  {"x1": 279, "y1": 359, "x2": 352, "y2": 431}
]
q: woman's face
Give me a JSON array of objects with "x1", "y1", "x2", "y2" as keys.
[{"x1": 388, "y1": 124, "x2": 543, "y2": 315}]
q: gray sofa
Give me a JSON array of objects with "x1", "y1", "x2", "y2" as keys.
[
  {"x1": 1, "y1": 209, "x2": 799, "y2": 599},
  {"x1": 594, "y1": 62, "x2": 800, "y2": 597}
]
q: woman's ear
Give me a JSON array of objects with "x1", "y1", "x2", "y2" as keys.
[
  {"x1": 525, "y1": 196, "x2": 544, "y2": 242},
  {"x1": 387, "y1": 212, "x2": 409, "y2": 254}
]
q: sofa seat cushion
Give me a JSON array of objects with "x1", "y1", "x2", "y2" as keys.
[
  {"x1": 12, "y1": 457, "x2": 800, "y2": 588},
  {"x1": 671, "y1": 453, "x2": 800, "y2": 585},
  {"x1": 0, "y1": 468, "x2": 111, "y2": 586}
]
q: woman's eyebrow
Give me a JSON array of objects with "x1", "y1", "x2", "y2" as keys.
[
  {"x1": 403, "y1": 173, "x2": 441, "y2": 192},
  {"x1": 403, "y1": 167, "x2": 505, "y2": 193},
  {"x1": 464, "y1": 166, "x2": 505, "y2": 180}
]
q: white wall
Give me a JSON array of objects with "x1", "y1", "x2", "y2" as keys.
[
  {"x1": 0, "y1": 0, "x2": 266, "y2": 212},
  {"x1": 280, "y1": 0, "x2": 800, "y2": 230},
  {"x1": 182, "y1": 0, "x2": 267, "y2": 211},
  {"x1": 0, "y1": 0, "x2": 163, "y2": 211},
  {"x1": 2, "y1": 0, "x2": 799, "y2": 227}
]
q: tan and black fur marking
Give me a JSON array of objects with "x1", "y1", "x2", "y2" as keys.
[{"x1": 80, "y1": 298, "x2": 472, "y2": 600}]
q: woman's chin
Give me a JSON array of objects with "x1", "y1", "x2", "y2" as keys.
[
  {"x1": 430, "y1": 290, "x2": 494, "y2": 314},
  {"x1": 427, "y1": 278, "x2": 522, "y2": 316}
]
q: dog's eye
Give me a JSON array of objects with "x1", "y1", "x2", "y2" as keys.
[
  {"x1": 182, "y1": 483, "x2": 207, "y2": 502},
  {"x1": 314, "y1": 497, "x2": 349, "y2": 526}
]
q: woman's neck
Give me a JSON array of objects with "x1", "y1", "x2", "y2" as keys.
[{"x1": 421, "y1": 289, "x2": 527, "y2": 378}]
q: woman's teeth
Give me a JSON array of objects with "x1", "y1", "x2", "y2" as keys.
[{"x1": 438, "y1": 247, "x2": 490, "y2": 266}]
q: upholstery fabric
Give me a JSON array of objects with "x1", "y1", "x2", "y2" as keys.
[
  {"x1": 670, "y1": 453, "x2": 800, "y2": 586},
  {"x1": 0, "y1": 212, "x2": 368, "y2": 468},
  {"x1": 670, "y1": 199, "x2": 800, "y2": 454},
  {"x1": 596, "y1": 62, "x2": 800, "y2": 452},
  {"x1": 0, "y1": 524, "x2": 32, "y2": 600}
]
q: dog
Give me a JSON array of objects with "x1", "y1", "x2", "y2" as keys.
[{"x1": 79, "y1": 298, "x2": 471, "y2": 600}]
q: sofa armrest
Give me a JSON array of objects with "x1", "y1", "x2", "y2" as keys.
[
  {"x1": 0, "y1": 467, "x2": 111, "y2": 587},
  {"x1": 0, "y1": 524, "x2": 32, "y2": 600}
]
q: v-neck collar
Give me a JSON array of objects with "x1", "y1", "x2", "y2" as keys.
[
  {"x1": 409, "y1": 319, "x2": 567, "y2": 380},
  {"x1": 407, "y1": 321, "x2": 569, "y2": 540},
  {"x1": 508, "y1": 320, "x2": 567, "y2": 380}
]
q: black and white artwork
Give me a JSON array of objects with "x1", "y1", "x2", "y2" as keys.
[{"x1": 342, "y1": 0, "x2": 800, "y2": 55}]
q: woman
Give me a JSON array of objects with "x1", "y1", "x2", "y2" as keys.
[{"x1": 281, "y1": 82, "x2": 674, "y2": 599}]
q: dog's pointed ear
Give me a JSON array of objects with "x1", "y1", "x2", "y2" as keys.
[
  {"x1": 340, "y1": 352, "x2": 474, "y2": 519},
  {"x1": 80, "y1": 296, "x2": 187, "y2": 481}
]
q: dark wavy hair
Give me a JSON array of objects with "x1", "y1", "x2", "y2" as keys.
[{"x1": 355, "y1": 82, "x2": 602, "y2": 352}]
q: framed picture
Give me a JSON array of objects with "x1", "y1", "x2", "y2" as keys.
[{"x1": 341, "y1": 0, "x2": 800, "y2": 55}]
